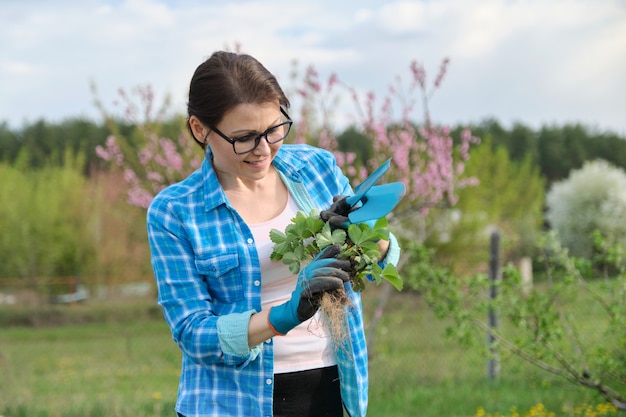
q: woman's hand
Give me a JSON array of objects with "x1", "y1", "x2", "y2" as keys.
[{"x1": 267, "y1": 245, "x2": 352, "y2": 336}]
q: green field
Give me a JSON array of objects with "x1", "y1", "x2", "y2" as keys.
[{"x1": 0, "y1": 289, "x2": 617, "y2": 417}]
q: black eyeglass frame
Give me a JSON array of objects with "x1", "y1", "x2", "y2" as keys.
[{"x1": 209, "y1": 107, "x2": 293, "y2": 154}]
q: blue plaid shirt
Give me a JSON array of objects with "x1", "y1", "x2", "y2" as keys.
[{"x1": 147, "y1": 144, "x2": 400, "y2": 417}]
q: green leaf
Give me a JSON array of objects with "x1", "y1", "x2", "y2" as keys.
[
  {"x1": 348, "y1": 223, "x2": 382, "y2": 248},
  {"x1": 316, "y1": 222, "x2": 339, "y2": 249},
  {"x1": 381, "y1": 264, "x2": 403, "y2": 291},
  {"x1": 331, "y1": 228, "x2": 348, "y2": 245},
  {"x1": 369, "y1": 262, "x2": 383, "y2": 284},
  {"x1": 287, "y1": 263, "x2": 301, "y2": 275},
  {"x1": 352, "y1": 275, "x2": 366, "y2": 292},
  {"x1": 282, "y1": 252, "x2": 302, "y2": 275},
  {"x1": 347, "y1": 224, "x2": 366, "y2": 245},
  {"x1": 269, "y1": 228, "x2": 287, "y2": 244},
  {"x1": 373, "y1": 217, "x2": 388, "y2": 229},
  {"x1": 316, "y1": 226, "x2": 346, "y2": 250},
  {"x1": 288, "y1": 210, "x2": 324, "y2": 239},
  {"x1": 375, "y1": 228, "x2": 390, "y2": 241}
]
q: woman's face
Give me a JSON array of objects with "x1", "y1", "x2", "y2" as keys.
[{"x1": 192, "y1": 101, "x2": 285, "y2": 187}]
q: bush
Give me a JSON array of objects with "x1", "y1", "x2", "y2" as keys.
[
  {"x1": 546, "y1": 160, "x2": 626, "y2": 258},
  {"x1": 0, "y1": 150, "x2": 151, "y2": 289},
  {"x1": 0, "y1": 151, "x2": 96, "y2": 279}
]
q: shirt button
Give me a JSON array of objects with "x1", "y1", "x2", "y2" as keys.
[
  {"x1": 265, "y1": 339, "x2": 271, "y2": 344},
  {"x1": 266, "y1": 378, "x2": 272, "y2": 385},
  {"x1": 247, "y1": 238, "x2": 254, "y2": 244},
  {"x1": 254, "y1": 280, "x2": 261, "y2": 287}
]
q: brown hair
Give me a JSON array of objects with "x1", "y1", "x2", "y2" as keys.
[{"x1": 187, "y1": 51, "x2": 290, "y2": 149}]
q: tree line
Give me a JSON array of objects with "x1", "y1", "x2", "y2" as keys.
[
  {"x1": 2, "y1": 117, "x2": 625, "y2": 186},
  {"x1": 0, "y1": 117, "x2": 184, "y2": 173},
  {"x1": 462, "y1": 119, "x2": 626, "y2": 184}
]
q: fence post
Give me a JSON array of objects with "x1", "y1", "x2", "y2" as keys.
[
  {"x1": 487, "y1": 231, "x2": 501, "y2": 380},
  {"x1": 519, "y1": 256, "x2": 533, "y2": 296}
]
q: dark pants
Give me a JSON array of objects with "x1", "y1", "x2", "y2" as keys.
[{"x1": 273, "y1": 365, "x2": 343, "y2": 417}]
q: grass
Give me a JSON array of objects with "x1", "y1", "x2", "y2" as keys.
[
  {"x1": 364, "y1": 291, "x2": 614, "y2": 417},
  {"x1": 0, "y1": 299, "x2": 178, "y2": 417},
  {"x1": 0, "y1": 290, "x2": 618, "y2": 417}
]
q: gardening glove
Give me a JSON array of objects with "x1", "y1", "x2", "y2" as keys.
[
  {"x1": 320, "y1": 195, "x2": 354, "y2": 229},
  {"x1": 268, "y1": 244, "x2": 352, "y2": 336},
  {"x1": 320, "y1": 183, "x2": 406, "y2": 229}
]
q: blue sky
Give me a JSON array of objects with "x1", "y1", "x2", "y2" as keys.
[{"x1": 1, "y1": 0, "x2": 625, "y2": 134}]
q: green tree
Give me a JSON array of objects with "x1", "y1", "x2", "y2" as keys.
[
  {"x1": 466, "y1": 120, "x2": 626, "y2": 186},
  {"x1": 0, "y1": 150, "x2": 96, "y2": 280},
  {"x1": 0, "y1": 122, "x2": 20, "y2": 162},
  {"x1": 423, "y1": 135, "x2": 545, "y2": 270},
  {"x1": 594, "y1": 131, "x2": 626, "y2": 172},
  {"x1": 0, "y1": 148, "x2": 151, "y2": 293},
  {"x1": 336, "y1": 126, "x2": 373, "y2": 166},
  {"x1": 408, "y1": 231, "x2": 626, "y2": 409},
  {"x1": 0, "y1": 118, "x2": 111, "y2": 171},
  {"x1": 507, "y1": 122, "x2": 538, "y2": 164}
]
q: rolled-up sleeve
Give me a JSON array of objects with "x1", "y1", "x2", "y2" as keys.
[
  {"x1": 381, "y1": 232, "x2": 401, "y2": 267},
  {"x1": 217, "y1": 310, "x2": 263, "y2": 367}
]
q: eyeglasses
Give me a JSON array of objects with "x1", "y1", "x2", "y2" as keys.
[{"x1": 210, "y1": 107, "x2": 293, "y2": 154}]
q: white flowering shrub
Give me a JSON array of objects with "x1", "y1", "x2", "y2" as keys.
[{"x1": 546, "y1": 159, "x2": 626, "y2": 257}]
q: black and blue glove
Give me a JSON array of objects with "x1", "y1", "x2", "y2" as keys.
[
  {"x1": 319, "y1": 195, "x2": 355, "y2": 229},
  {"x1": 320, "y1": 182, "x2": 406, "y2": 229},
  {"x1": 268, "y1": 245, "x2": 352, "y2": 336}
]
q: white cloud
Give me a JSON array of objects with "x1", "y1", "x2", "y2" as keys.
[
  {"x1": 0, "y1": 60, "x2": 40, "y2": 76},
  {"x1": 0, "y1": 0, "x2": 625, "y2": 134},
  {"x1": 377, "y1": 1, "x2": 429, "y2": 35},
  {"x1": 354, "y1": 8, "x2": 374, "y2": 24}
]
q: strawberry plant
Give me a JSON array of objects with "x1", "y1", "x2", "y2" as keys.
[
  {"x1": 270, "y1": 209, "x2": 402, "y2": 344},
  {"x1": 269, "y1": 210, "x2": 403, "y2": 292}
]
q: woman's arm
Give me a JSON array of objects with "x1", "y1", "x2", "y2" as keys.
[
  {"x1": 248, "y1": 310, "x2": 275, "y2": 347},
  {"x1": 148, "y1": 198, "x2": 261, "y2": 367},
  {"x1": 377, "y1": 238, "x2": 390, "y2": 260}
]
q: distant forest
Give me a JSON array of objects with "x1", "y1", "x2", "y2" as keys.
[{"x1": 1, "y1": 117, "x2": 625, "y2": 186}]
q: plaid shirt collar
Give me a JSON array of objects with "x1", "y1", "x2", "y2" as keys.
[{"x1": 201, "y1": 146, "x2": 307, "y2": 212}]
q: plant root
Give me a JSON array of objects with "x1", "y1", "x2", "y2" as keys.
[{"x1": 319, "y1": 288, "x2": 352, "y2": 347}]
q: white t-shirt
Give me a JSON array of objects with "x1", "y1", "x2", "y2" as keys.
[{"x1": 248, "y1": 193, "x2": 337, "y2": 374}]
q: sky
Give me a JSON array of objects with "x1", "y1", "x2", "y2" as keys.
[{"x1": 1, "y1": 0, "x2": 626, "y2": 135}]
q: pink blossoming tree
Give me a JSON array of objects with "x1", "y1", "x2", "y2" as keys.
[
  {"x1": 95, "y1": 85, "x2": 203, "y2": 208},
  {"x1": 289, "y1": 58, "x2": 479, "y2": 225},
  {"x1": 96, "y1": 58, "x2": 479, "y2": 241}
]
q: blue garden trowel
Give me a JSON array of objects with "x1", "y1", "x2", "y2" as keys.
[{"x1": 345, "y1": 158, "x2": 406, "y2": 224}]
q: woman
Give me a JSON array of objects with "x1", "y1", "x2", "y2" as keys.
[{"x1": 147, "y1": 51, "x2": 400, "y2": 417}]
